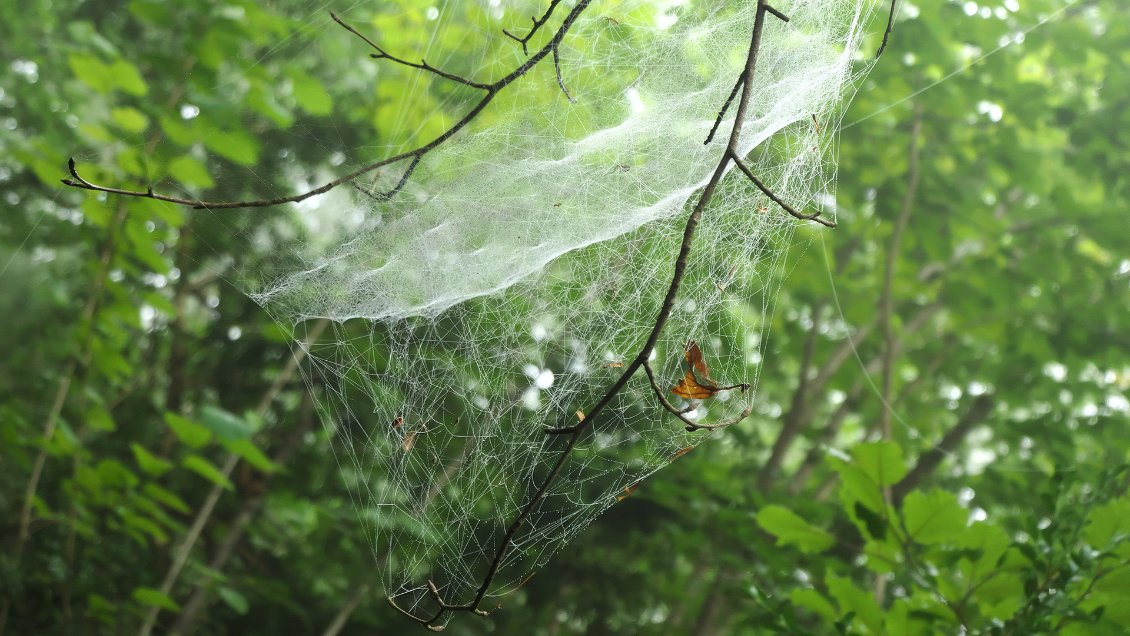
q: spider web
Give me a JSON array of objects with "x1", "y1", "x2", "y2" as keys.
[{"x1": 246, "y1": 0, "x2": 880, "y2": 624}]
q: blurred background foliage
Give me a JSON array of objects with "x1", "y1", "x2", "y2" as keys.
[{"x1": 2, "y1": 0, "x2": 1129, "y2": 634}]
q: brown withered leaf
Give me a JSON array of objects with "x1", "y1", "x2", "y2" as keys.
[
  {"x1": 401, "y1": 431, "x2": 417, "y2": 452},
  {"x1": 670, "y1": 340, "x2": 748, "y2": 400},
  {"x1": 391, "y1": 416, "x2": 405, "y2": 429},
  {"x1": 604, "y1": 361, "x2": 624, "y2": 368},
  {"x1": 669, "y1": 445, "x2": 696, "y2": 462},
  {"x1": 616, "y1": 483, "x2": 639, "y2": 502},
  {"x1": 576, "y1": 410, "x2": 586, "y2": 422}
]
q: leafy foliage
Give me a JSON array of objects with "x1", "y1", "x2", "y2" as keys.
[{"x1": 2, "y1": 0, "x2": 1128, "y2": 634}]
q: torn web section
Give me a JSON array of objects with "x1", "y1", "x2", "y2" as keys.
[{"x1": 249, "y1": 0, "x2": 878, "y2": 625}]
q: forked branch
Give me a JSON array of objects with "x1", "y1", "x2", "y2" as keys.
[
  {"x1": 503, "y1": 0, "x2": 564, "y2": 55},
  {"x1": 62, "y1": 4, "x2": 589, "y2": 209}
]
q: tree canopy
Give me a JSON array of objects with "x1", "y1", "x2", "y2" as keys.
[{"x1": 2, "y1": 0, "x2": 1128, "y2": 634}]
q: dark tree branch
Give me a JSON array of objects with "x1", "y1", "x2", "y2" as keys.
[
  {"x1": 704, "y1": 75, "x2": 744, "y2": 145},
  {"x1": 891, "y1": 394, "x2": 994, "y2": 505},
  {"x1": 552, "y1": 46, "x2": 576, "y2": 103},
  {"x1": 876, "y1": 0, "x2": 897, "y2": 58},
  {"x1": 877, "y1": 109, "x2": 922, "y2": 440},
  {"x1": 788, "y1": 305, "x2": 941, "y2": 495},
  {"x1": 731, "y1": 153, "x2": 836, "y2": 227},
  {"x1": 503, "y1": 0, "x2": 563, "y2": 55},
  {"x1": 758, "y1": 302, "x2": 823, "y2": 489},
  {"x1": 63, "y1": 4, "x2": 588, "y2": 210},
  {"x1": 330, "y1": 13, "x2": 492, "y2": 90}
]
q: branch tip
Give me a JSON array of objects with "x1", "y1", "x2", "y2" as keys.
[{"x1": 765, "y1": 5, "x2": 789, "y2": 22}]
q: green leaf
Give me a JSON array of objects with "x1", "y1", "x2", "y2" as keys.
[
  {"x1": 826, "y1": 574, "x2": 883, "y2": 633},
  {"x1": 132, "y1": 587, "x2": 180, "y2": 612},
  {"x1": 222, "y1": 438, "x2": 279, "y2": 474},
  {"x1": 217, "y1": 587, "x2": 249, "y2": 615},
  {"x1": 143, "y1": 484, "x2": 191, "y2": 515},
  {"x1": 1083, "y1": 497, "x2": 1130, "y2": 548},
  {"x1": 204, "y1": 129, "x2": 260, "y2": 165},
  {"x1": 96, "y1": 459, "x2": 140, "y2": 490},
  {"x1": 853, "y1": 501, "x2": 887, "y2": 541},
  {"x1": 109, "y1": 59, "x2": 148, "y2": 96},
  {"x1": 164, "y1": 412, "x2": 212, "y2": 449},
  {"x1": 120, "y1": 510, "x2": 169, "y2": 544},
  {"x1": 902, "y1": 489, "x2": 967, "y2": 545},
  {"x1": 130, "y1": 444, "x2": 174, "y2": 477},
  {"x1": 168, "y1": 155, "x2": 215, "y2": 189},
  {"x1": 67, "y1": 53, "x2": 113, "y2": 93},
  {"x1": 789, "y1": 588, "x2": 837, "y2": 623},
  {"x1": 110, "y1": 107, "x2": 149, "y2": 133},
  {"x1": 289, "y1": 69, "x2": 333, "y2": 115},
  {"x1": 200, "y1": 406, "x2": 255, "y2": 441},
  {"x1": 831, "y1": 457, "x2": 885, "y2": 513},
  {"x1": 756, "y1": 505, "x2": 836, "y2": 553},
  {"x1": 182, "y1": 454, "x2": 234, "y2": 490},
  {"x1": 851, "y1": 441, "x2": 907, "y2": 487},
  {"x1": 86, "y1": 405, "x2": 117, "y2": 433}
]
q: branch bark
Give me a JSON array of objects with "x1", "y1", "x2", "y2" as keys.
[
  {"x1": 878, "y1": 109, "x2": 923, "y2": 441},
  {"x1": 891, "y1": 394, "x2": 995, "y2": 505}
]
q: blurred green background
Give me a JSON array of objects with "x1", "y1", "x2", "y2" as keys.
[{"x1": 2, "y1": 0, "x2": 1129, "y2": 634}]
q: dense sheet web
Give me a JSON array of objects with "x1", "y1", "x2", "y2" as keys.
[{"x1": 258, "y1": 0, "x2": 877, "y2": 624}]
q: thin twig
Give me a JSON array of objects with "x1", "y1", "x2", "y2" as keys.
[
  {"x1": 876, "y1": 0, "x2": 897, "y2": 58},
  {"x1": 503, "y1": 0, "x2": 563, "y2": 55},
  {"x1": 552, "y1": 47, "x2": 575, "y2": 103},
  {"x1": 731, "y1": 153, "x2": 836, "y2": 227},
  {"x1": 329, "y1": 13, "x2": 492, "y2": 90},
  {"x1": 642, "y1": 361, "x2": 752, "y2": 432},
  {"x1": 757, "y1": 302, "x2": 823, "y2": 489},
  {"x1": 138, "y1": 320, "x2": 329, "y2": 636}
]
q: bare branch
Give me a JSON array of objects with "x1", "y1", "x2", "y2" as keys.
[
  {"x1": 401, "y1": 2, "x2": 802, "y2": 626},
  {"x1": 642, "y1": 361, "x2": 752, "y2": 433},
  {"x1": 704, "y1": 75, "x2": 743, "y2": 145},
  {"x1": 330, "y1": 13, "x2": 493, "y2": 90},
  {"x1": 731, "y1": 153, "x2": 836, "y2": 227},
  {"x1": 876, "y1": 0, "x2": 897, "y2": 58},
  {"x1": 63, "y1": 3, "x2": 591, "y2": 210},
  {"x1": 891, "y1": 394, "x2": 994, "y2": 504},
  {"x1": 877, "y1": 109, "x2": 923, "y2": 440},
  {"x1": 553, "y1": 46, "x2": 576, "y2": 103},
  {"x1": 503, "y1": 0, "x2": 564, "y2": 55}
]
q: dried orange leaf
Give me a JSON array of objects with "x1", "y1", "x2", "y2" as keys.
[
  {"x1": 671, "y1": 370, "x2": 719, "y2": 400},
  {"x1": 576, "y1": 410, "x2": 585, "y2": 422},
  {"x1": 604, "y1": 361, "x2": 624, "y2": 368},
  {"x1": 670, "y1": 340, "x2": 747, "y2": 401},
  {"x1": 669, "y1": 446, "x2": 696, "y2": 462},
  {"x1": 616, "y1": 483, "x2": 639, "y2": 502},
  {"x1": 684, "y1": 340, "x2": 713, "y2": 380}
]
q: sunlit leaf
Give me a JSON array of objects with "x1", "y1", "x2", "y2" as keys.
[{"x1": 757, "y1": 504, "x2": 836, "y2": 553}]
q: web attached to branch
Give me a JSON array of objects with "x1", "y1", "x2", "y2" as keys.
[{"x1": 260, "y1": 0, "x2": 878, "y2": 626}]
